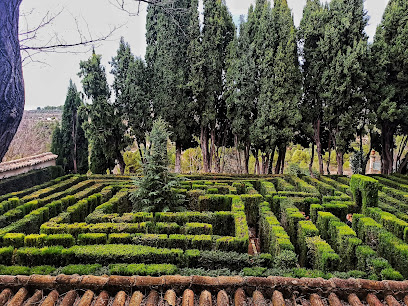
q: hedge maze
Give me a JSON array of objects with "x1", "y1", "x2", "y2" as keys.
[{"x1": 1, "y1": 173, "x2": 408, "y2": 280}]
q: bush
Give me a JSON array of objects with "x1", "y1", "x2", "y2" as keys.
[
  {"x1": 109, "y1": 263, "x2": 178, "y2": 276},
  {"x1": 297, "y1": 221, "x2": 319, "y2": 267},
  {"x1": 241, "y1": 194, "x2": 263, "y2": 226},
  {"x1": 306, "y1": 236, "x2": 340, "y2": 272},
  {"x1": 198, "y1": 195, "x2": 232, "y2": 212},
  {"x1": 0, "y1": 167, "x2": 64, "y2": 196},
  {"x1": 60, "y1": 264, "x2": 103, "y2": 275},
  {"x1": 77, "y1": 233, "x2": 107, "y2": 245},
  {"x1": 350, "y1": 174, "x2": 379, "y2": 211},
  {"x1": 274, "y1": 250, "x2": 298, "y2": 270},
  {"x1": 3, "y1": 233, "x2": 25, "y2": 248},
  {"x1": 0, "y1": 247, "x2": 14, "y2": 265},
  {"x1": 44, "y1": 234, "x2": 75, "y2": 247},
  {"x1": 183, "y1": 223, "x2": 212, "y2": 235}
]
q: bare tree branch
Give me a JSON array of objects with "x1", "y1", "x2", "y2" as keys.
[
  {"x1": 109, "y1": 0, "x2": 187, "y2": 16},
  {"x1": 19, "y1": 7, "x2": 123, "y2": 65}
]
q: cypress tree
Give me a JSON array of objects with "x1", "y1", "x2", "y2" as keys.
[
  {"x1": 78, "y1": 50, "x2": 130, "y2": 174},
  {"x1": 369, "y1": 0, "x2": 408, "y2": 174},
  {"x1": 51, "y1": 80, "x2": 88, "y2": 173},
  {"x1": 145, "y1": 0, "x2": 198, "y2": 173}
]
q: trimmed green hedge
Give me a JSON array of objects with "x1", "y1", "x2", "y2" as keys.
[
  {"x1": 305, "y1": 236, "x2": 340, "y2": 272},
  {"x1": 0, "y1": 167, "x2": 64, "y2": 196},
  {"x1": 350, "y1": 174, "x2": 379, "y2": 211}
]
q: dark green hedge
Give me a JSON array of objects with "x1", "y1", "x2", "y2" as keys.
[{"x1": 0, "y1": 166, "x2": 64, "y2": 196}]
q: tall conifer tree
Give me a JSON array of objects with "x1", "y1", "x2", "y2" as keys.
[{"x1": 79, "y1": 51, "x2": 130, "y2": 174}]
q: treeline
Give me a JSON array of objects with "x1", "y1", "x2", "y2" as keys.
[{"x1": 52, "y1": 0, "x2": 408, "y2": 176}]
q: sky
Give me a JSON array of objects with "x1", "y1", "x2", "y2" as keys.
[{"x1": 20, "y1": 0, "x2": 390, "y2": 110}]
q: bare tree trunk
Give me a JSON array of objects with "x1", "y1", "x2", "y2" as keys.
[
  {"x1": 263, "y1": 153, "x2": 269, "y2": 174},
  {"x1": 326, "y1": 131, "x2": 332, "y2": 175},
  {"x1": 116, "y1": 150, "x2": 125, "y2": 175},
  {"x1": 280, "y1": 147, "x2": 286, "y2": 174},
  {"x1": 314, "y1": 119, "x2": 324, "y2": 175},
  {"x1": 381, "y1": 123, "x2": 394, "y2": 174},
  {"x1": 0, "y1": 0, "x2": 24, "y2": 162},
  {"x1": 210, "y1": 125, "x2": 216, "y2": 173},
  {"x1": 275, "y1": 147, "x2": 282, "y2": 174},
  {"x1": 268, "y1": 145, "x2": 275, "y2": 174},
  {"x1": 243, "y1": 140, "x2": 250, "y2": 174},
  {"x1": 201, "y1": 126, "x2": 209, "y2": 173},
  {"x1": 254, "y1": 150, "x2": 259, "y2": 175},
  {"x1": 336, "y1": 151, "x2": 343, "y2": 175},
  {"x1": 309, "y1": 143, "x2": 315, "y2": 178},
  {"x1": 395, "y1": 135, "x2": 407, "y2": 171},
  {"x1": 234, "y1": 134, "x2": 242, "y2": 174},
  {"x1": 261, "y1": 154, "x2": 266, "y2": 175},
  {"x1": 175, "y1": 141, "x2": 182, "y2": 173}
]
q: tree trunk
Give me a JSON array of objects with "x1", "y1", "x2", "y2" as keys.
[
  {"x1": 117, "y1": 151, "x2": 125, "y2": 175},
  {"x1": 280, "y1": 147, "x2": 286, "y2": 174},
  {"x1": 326, "y1": 132, "x2": 332, "y2": 175},
  {"x1": 336, "y1": 151, "x2": 343, "y2": 175},
  {"x1": 234, "y1": 134, "x2": 241, "y2": 174},
  {"x1": 314, "y1": 119, "x2": 324, "y2": 175},
  {"x1": 200, "y1": 126, "x2": 210, "y2": 173},
  {"x1": 261, "y1": 154, "x2": 266, "y2": 175},
  {"x1": 209, "y1": 125, "x2": 216, "y2": 173},
  {"x1": 214, "y1": 147, "x2": 221, "y2": 173},
  {"x1": 263, "y1": 153, "x2": 269, "y2": 174},
  {"x1": 0, "y1": 0, "x2": 24, "y2": 162},
  {"x1": 254, "y1": 150, "x2": 259, "y2": 175},
  {"x1": 268, "y1": 145, "x2": 275, "y2": 174},
  {"x1": 397, "y1": 152, "x2": 408, "y2": 173},
  {"x1": 243, "y1": 140, "x2": 250, "y2": 174},
  {"x1": 275, "y1": 147, "x2": 282, "y2": 174},
  {"x1": 381, "y1": 123, "x2": 394, "y2": 174},
  {"x1": 175, "y1": 142, "x2": 182, "y2": 173},
  {"x1": 309, "y1": 143, "x2": 315, "y2": 178}
]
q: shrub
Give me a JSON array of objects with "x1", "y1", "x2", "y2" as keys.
[
  {"x1": 198, "y1": 195, "x2": 232, "y2": 212},
  {"x1": 183, "y1": 223, "x2": 212, "y2": 235},
  {"x1": 306, "y1": 236, "x2": 340, "y2": 272},
  {"x1": 0, "y1": 247, "x2": 14, "y2": 265},
  {"x1": 241, "y1": 194, "x2": 264, "y2": 226},
  {"x1": 44, "y1": 234, "x2": 75, "y2": 247},
  {"x1": 24, "y1": 234, "x2": 46, "y2": 247},
  {"x1": 350, "y1": 174, "x2": 379, "y2": 211},
  {"x1": 297, "y1": 221, "x2": 319, "y2": 267},
  {"x1": 274, "y1": 250, "x2": 298, "y2": 270},
  {"x1": 77, "y1": 233, "x2": 107, "y2": 245},
  {"x1": 109, "y1": 263, "x2": 178, "y2": 276},
  {"x1": 61, "y1": 264, "x2": 103, "y2": 275},
  {"x1": 107, "y1": 233, "x2": 132, "y2": 244},
  {"x1": 3, "y1": 233, "x2": 25, "y2": 248}
]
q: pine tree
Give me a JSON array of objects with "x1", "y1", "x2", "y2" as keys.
[
  {"x1": 78, "y1": 50, "x2": 130, "y2": 174},
  {"x1": 131, "y1": 118, "x2": 184, "y2": 212}
]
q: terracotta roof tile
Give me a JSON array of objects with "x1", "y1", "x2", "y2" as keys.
[
  {"x1": 0, "y1": 274, "x2": 406, "y2": 305},
  {"x1": 0, "y1": 153, "x2": 57, "y2": 173}
]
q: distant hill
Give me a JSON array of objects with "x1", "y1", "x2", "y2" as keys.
[{"x1": 3, "y1": 110, "x2": 62, "y2": 162}]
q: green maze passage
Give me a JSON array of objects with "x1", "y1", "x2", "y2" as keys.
[{"x1": 1, "y1": 173, "x2": 408, "y2": 280}]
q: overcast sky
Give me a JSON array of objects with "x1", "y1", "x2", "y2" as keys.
[{"x1": 20, "y1": 0, "x2": 389, "y2": 110}]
